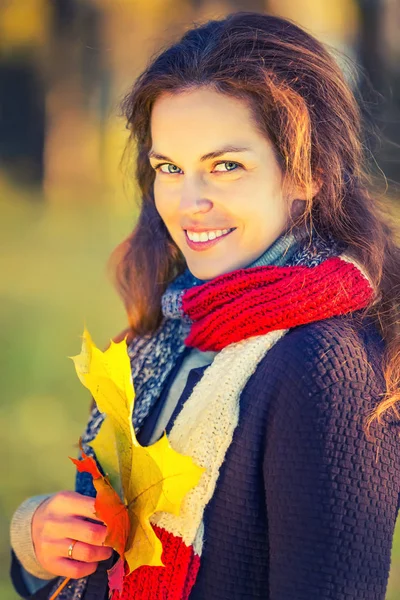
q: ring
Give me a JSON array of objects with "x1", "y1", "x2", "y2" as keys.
[{"x1": 67, "y1": 540, "x2": 77, "y2": 559}]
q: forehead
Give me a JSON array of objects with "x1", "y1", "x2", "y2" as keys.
[
  {"x1": 152, "y1": 88, "x2": 257, "y2": 127},
  {"x1": 150, "y1": 88, "x2": 265, "y2": 154}
]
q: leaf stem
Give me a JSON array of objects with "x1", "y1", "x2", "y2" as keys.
[{"x1": 49, "y1": 577, "x2": 71, "y2": 600}]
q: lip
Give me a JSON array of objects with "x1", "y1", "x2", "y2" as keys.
[{"x1": 184, "y1": 228, "x2": 235, "y2": 251}]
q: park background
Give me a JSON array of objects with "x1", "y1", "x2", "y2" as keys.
[{"x1": 1, "y1": 1, "x2": 399, "y2": 598}]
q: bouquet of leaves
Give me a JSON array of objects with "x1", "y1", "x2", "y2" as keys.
[{"x1": 50, "y1": 327, "x2": 205, "y2": 599}]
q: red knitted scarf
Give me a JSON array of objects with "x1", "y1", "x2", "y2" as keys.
[{"x1": 182, "y1": 255, "x2": 375, "y2": 351}]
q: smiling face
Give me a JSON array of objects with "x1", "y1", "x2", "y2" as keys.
[{"x1": 149, "y1": 86, "x2": 305, "y2": 280}]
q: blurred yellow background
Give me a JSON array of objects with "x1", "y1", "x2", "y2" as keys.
[{"x1": 1, "y1": 1, "x2": 399, "y2": 598}]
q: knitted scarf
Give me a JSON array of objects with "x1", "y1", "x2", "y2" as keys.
[{"x1": 50, "y1": 227, "x2": 376, "y2": 600}]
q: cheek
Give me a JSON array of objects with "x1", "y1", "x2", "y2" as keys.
[
  {"x1": 239, "y1": 194, "x2": 288, "y2": 238},
  {"x1": 154, "y1": 182, "x2": 177, "y2": 221},
  {"x1": 154, "y1": 190, "x2": 170, "y2": 223}
]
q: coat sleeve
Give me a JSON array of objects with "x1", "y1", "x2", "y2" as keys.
[
  {"x1": 262, "y1": 322, "x2": 400, "y2": 600},
  {"x1": 9, "y1": 494, "x2": 58, "y2": 598},
  {"x1": 10, "y1": 548, "x2": 59, "y2": 599}
]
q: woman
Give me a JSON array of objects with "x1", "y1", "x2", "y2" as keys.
[{"x1": 10, "y1": 11, "x2": 400, "y2": 600}]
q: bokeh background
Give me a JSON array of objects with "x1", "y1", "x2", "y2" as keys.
[{"x1": 1, "y1": 1, "x2": 399, "y2": 598}]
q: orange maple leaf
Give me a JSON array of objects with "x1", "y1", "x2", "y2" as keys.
[{"x1": 70, "y1": 441, "x2": 130, "y2": 559}]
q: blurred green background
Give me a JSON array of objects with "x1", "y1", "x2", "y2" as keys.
[{"x1": 1, "y1": 1, "x2": 399, "y2": 599}]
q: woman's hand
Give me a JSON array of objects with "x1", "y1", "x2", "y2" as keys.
[{"x1": 31, "y1": 491, "x2": 113, "y2": 579}]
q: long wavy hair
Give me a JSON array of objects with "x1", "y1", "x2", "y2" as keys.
[{"x1": 108, "y1": 12, "x2": 400, "y2": 438}]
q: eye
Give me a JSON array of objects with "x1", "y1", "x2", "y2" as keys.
[
  {"x1": 153, "y1": 163, "x2": 182, "y2": 174},
  {"x1": 213, "y1": 161, "x2": 242, "y2": 172}
]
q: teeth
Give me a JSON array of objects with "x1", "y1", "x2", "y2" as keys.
[{"x1": 187, "y1": 228, "x2": 232, "y2": 242}]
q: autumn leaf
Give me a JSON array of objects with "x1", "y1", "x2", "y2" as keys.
[
  {"x1": 70, "y1": 327, "x2": 135, "y2": 500},
  {"x1": 90, "y1": 414, "x2": 122, "y2": 499},
  {"x1": 70, "y1": 441, "x2": 130, "y2": 558},
  {"x1": 124, "y1": 430, "x2": 205, "y2": 571},
  {"x1": 69, "y1": 327, "x2": 205, "y2": 590},
  {"x1": 107, "y1": 557, "x2": 126, "y2": 596}
]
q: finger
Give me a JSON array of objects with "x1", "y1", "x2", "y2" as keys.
[
  {"x1": 52, "y1": 557, "x2": 99, "y2": 579},
  {"x1": 50, "y1": 492, "x2": 99, "y2": 521},
  {"x1": 55, "y1": 518, "x2": 109, "y2": 548},
  {"x1": 60, "y1": 538, "x2": 113, "y2": 563}
]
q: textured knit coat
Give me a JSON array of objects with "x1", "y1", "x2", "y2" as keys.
[{"x1": 10, "y1": 311, "x2": 400, "y2": 600}]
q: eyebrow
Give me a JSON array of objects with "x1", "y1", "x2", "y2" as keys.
[{"x1": 147, "y1": 145, "x2": 252, "y2": 163}]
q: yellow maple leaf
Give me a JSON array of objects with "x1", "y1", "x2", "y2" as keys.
[{"x1": 69, "y1": 326, "x2": 205, "y2": 574}]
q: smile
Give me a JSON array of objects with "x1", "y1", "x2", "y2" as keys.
[{"x1": 184, "y1": 228, "x2": 236, "y2": 251}]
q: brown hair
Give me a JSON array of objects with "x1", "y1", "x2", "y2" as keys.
[{"x1": 108, "y1": 12, "x2": 400, "y2": 438}]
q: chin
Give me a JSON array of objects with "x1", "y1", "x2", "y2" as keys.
[{"x1": 188, "y1": 261, "x2": 240, "y2": 282}]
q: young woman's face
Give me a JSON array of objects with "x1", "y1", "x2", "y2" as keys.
[{"x1": 150, "y1": 87, "x2": 303, "y2": 280}]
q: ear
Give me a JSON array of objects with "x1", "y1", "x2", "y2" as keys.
[
  {"x1": 290, "y1": 198, "x2": 307, "y2": 219},
  {"x1": 287, "y1": 177, "x2": 322, "y2": 220}
]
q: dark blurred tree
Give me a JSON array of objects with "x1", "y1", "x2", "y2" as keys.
[
  {"x1": 50, "y1": 0, "x2": 105, "y2": 110},
  {"x1": 0, "y1": 0, "x2": 47, "y2": 191},
  {"x1": 0, "y1": 60, "x2": 45, "y2": 189},
  {"x1": 356, "y1": 0, "x2": 400, "y2": 188},
  {"x1": 0, "y1": 0, "x2": 106, "y2": 193}
]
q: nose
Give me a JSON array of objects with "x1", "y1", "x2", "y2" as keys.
[{"x1": 179, "y1": 178, "x2": 213, "y2": 214}]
